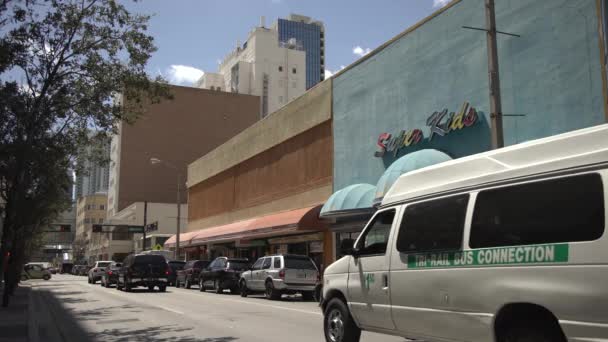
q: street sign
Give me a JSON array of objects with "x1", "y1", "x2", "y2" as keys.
[
  {"x1": 127, "y1": 226, "x2": 144, "y2": 234},
  {"x1": 153, "y1": 244, "x2": 163, "y2": 251}
]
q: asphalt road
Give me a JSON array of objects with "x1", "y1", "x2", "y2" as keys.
[{"x1": 30, "y1": 274, "x2": 406, "y2": 342}]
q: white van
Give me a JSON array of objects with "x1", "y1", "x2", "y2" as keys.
[{"x1": 321, "y1": 124, "x2": 608, "y2": 342}]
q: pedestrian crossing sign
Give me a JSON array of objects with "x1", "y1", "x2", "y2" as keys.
[{"x1": 153, "y1": 244, "x2": 163, "y2": 251}]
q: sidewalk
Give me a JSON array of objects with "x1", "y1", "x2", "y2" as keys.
[{"x1": 0, "y1": 282, "x2": 30, "y2": 342}]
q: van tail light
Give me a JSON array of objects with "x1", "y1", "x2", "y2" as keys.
[
  {"x1": 108, "y1": 271, "x2": 113, "y2": 275},
  {"x1": 165, "y1": 266, "x2": 171, "y2": 275},
  {"x1": 279, "y1": 269, "x2": 285, "y2": 279},
  {"x1": 94, "y1": 268, "x2": 98, "y2": 272}
]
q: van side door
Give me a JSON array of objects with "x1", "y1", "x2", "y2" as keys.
[
  {"x1": 347, "y1": 208, "x2": 399, "y2": 331},
  {"x1": 389, "y1": 194, "x2": 470, "y2": 340}
]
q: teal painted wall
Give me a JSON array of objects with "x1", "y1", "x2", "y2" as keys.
[{"x1": 332, "y1": 0, "x2": 606, "y2": 191}]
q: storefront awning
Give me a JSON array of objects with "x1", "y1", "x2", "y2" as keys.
[
  {"x1": 319, "y1": 183, "x2": 376, "y2": 218},
  {"x1": 164, "y1": 205, "x2": 327, "y2": 248},
  {"x1": 374, "y1": 149, "x2": 452, "y2": 202}
]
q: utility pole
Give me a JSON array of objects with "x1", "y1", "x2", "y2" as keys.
[
  {"x1": 485, "y1": 0, "x2": 504, "y2": 149},
  {"x1": 142, "y1": 201, "x2": 147, "y2": 251},
  {"x1": 176, "y1": 173, "x2": 181, "y2": 261}
]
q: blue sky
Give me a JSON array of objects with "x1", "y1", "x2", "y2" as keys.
[{"x1": 123, "y1": 0, "x2": 452, "y2": 86}]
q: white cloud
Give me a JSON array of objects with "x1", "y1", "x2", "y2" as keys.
[
  {"x1": 433, "y1": 0, "x2": 450, "y2": 8},
  {"x1": 352, "y1": 46, "x2": 371, "y2": 57},
  {"x1": 324, "y1": 65, "x2": 346, "y2": 79},
  {"x1": 165, "y1": 65, "x2": 204, "y2": 85}
]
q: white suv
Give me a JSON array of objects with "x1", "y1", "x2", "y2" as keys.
[
  {"x1": 88, "y1": 261, "x2": 112, "y2": 284},
  {"x1": 239, "y1": 254, "x2": 319, "y2": 300}
]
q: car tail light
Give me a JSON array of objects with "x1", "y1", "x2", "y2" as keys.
[
  {"x1": 279, "y1": 269, "x2": 285, "y2": 279},
  {"x1": 108, "y1": 271, "x2": 113, "y2": 275},
  {"x1": 93, "y1": 268, "x2": 98, "y2": 272}
]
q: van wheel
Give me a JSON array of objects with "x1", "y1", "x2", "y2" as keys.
[
  {"x1": 265, "y1": 280, "x2": 281, "y2": 300},
  {"x1": 43, "y1": 275, "x2": 51, "y2": 281},
  {"x1": 125, "y1": 279, "x2": 132, "y2": 292},
  {"x1": 185, "y1": 279, "x2": 191, "y2": 289},
  {"x1": 302, "y1": 291, "x2": 314, "y2": 301},
  {"x1": 500, "y1": 324, "x2": 565, "y2": 342},
  {"x1": 239, "y1": 280, "x2": 248, "y2": 297},
  {"x1": 159, "y1": 285, "x2": 166, "y2": 292},
  {"x1": 199, "y1": 278, "x2": 205, "y2": 292},
  {"x1": 324, "y1": 298, "x2": 361, "y2": 342}
]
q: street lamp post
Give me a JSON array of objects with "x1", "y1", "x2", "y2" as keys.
[{"x1": 150, "y1": 157, "x2": 182, "y2": 260}]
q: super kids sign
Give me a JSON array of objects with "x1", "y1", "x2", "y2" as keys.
[{"x1": 374, "y1": 102, "x2": 479, "y2": 158}]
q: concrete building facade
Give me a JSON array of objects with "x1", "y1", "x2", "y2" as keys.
[{"x1": 75, "y1": 193, "x2": 108, "y2": 263}]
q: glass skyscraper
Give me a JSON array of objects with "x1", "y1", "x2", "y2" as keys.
[{"x1": 277, "y1": 15, "x2": 324, "y2": 90}]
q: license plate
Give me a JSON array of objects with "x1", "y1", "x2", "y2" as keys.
[{"x1": 296, "y1": 273, "x2": 306, "y2": 279}]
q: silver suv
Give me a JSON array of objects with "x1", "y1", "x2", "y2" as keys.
[
  {"x1": 239, "y1": 254, "x2": 319, "y2": 300},
  {"x1": 87, "y1": 261, "x2": 112, "y2": 284}
]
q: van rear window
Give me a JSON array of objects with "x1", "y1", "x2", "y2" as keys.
[{"x1": 470, "y1": 173, "x2": 605, "y2": 248}]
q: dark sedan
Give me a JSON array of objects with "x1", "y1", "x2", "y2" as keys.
[
  {"x1": 199, "y1": 257, "x2": 249, "y2": 294},
  {"x1": 175, "y1": 260, "x2": 209, "y2": 289},
  {"x1": 100, "y1": 262, "x2": 122, "y2": 288},
  {"x1": 167, "y1": 261, "x2": 185, "y2": 286}
]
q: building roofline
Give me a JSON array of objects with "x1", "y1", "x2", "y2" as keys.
[{"x1": 330, "y1": 0, "x2": 461, "y2": 80}]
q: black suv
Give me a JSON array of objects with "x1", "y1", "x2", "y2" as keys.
[
  {"x1": 116, "y1": 254, "x2": 169, "y2": 292},
  {"x1": 175, "y1": 260, "x2": 210, "y2": 289},
  {"x1": 199, "y1": 257, "x2": 249, "y2": 294}
]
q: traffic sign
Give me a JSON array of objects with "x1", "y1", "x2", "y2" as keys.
[{"x1": 153, "y1": 244, "x2": 163, "y2": 251}]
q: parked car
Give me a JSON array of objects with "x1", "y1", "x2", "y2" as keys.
[
  {"x1": 88, "y1": 261, "x2": 112, "y2": 284},
  {"x1": 60, "y1": 262, "x2": 74, "y2": 274},
  {"x1": 71, "y1": 265, "x2": 83, "y2": 275},
  {"x1": 166, "y1": 261, "x2": 185, "y2": 286},
  {"x1": 239, "y1": 254, "x2": 319, "y2": 300},
  {"x1": 100, "y1": 262, "x2": 122, "y2": 288},
  {"x1": 116, "y1": 254, "x2": 169, "y2": 292},
  {"x1": 21, "y1": 263, "x2": 51, "y2": 280},
  {"x1": 175, "y1": 260, "x2": 209, "y2": 289},
  {"x1": 79, "y1": 265, "x2": 91, "y2": 276},
  {"x1": 199, "y1": 257, "x2": 249, "y2": 294},
  {"x1": 48, "y1": 266, "x2": 57, "y2": 274}
]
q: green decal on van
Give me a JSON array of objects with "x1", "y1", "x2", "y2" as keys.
[{"x1": 407, "y1": 244, "x2": 569, "y2": 269}]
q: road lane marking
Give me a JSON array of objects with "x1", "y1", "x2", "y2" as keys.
[
  {"x1": 103, "y1": 288, "x2": 184, "y2": 315},
  {"x1": 168, "y1": 289, "x2": 322, "y2": 316}
]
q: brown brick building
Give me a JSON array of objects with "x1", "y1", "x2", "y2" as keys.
[
  {"x1": 167, "y1": 80, "x2": 334, "y2": 269},
  {"x1": 108, "y1": 85, "x2": 260, "y2": 218}
]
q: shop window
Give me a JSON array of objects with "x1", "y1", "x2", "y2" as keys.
[
  {"x1": 356, "y1": 210, "x2": 395, "y2": 256},
  {"x1": 262, "y1": 258, "x2": 271, "y2": 269},
  {"x1": 278, "y1": 66, "x2": 283, "y2": 72},
  {"x1": 100, "y1": 205, "x2": 104, "y2": 210},
  {"x1": 292, "y1": 67, "x2": 296, "y2": 74},
  {"x1": 470, "y1": 174, "x2": 604, "y2": 248},
  {"x1": 397, "y1": 194, "x2": 469, "y2": 253}
]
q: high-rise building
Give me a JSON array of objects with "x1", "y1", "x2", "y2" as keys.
[
  {"x1": 195, "y1": 14, "x2": 324, "y2": 118},
  {"x1": 275, "y1": 14, "x2": 325, "y2": 90},
  {"x1": 75, "y1": 139, "x2": 110, "y2": 198}
]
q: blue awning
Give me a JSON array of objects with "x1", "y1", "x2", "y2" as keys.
[
  {"x1": 320, "y1": 184, "x2": 376, "y2": 218},
  {"x1": 374, "y1": 149, "x2": 452, "y2": 201}
]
